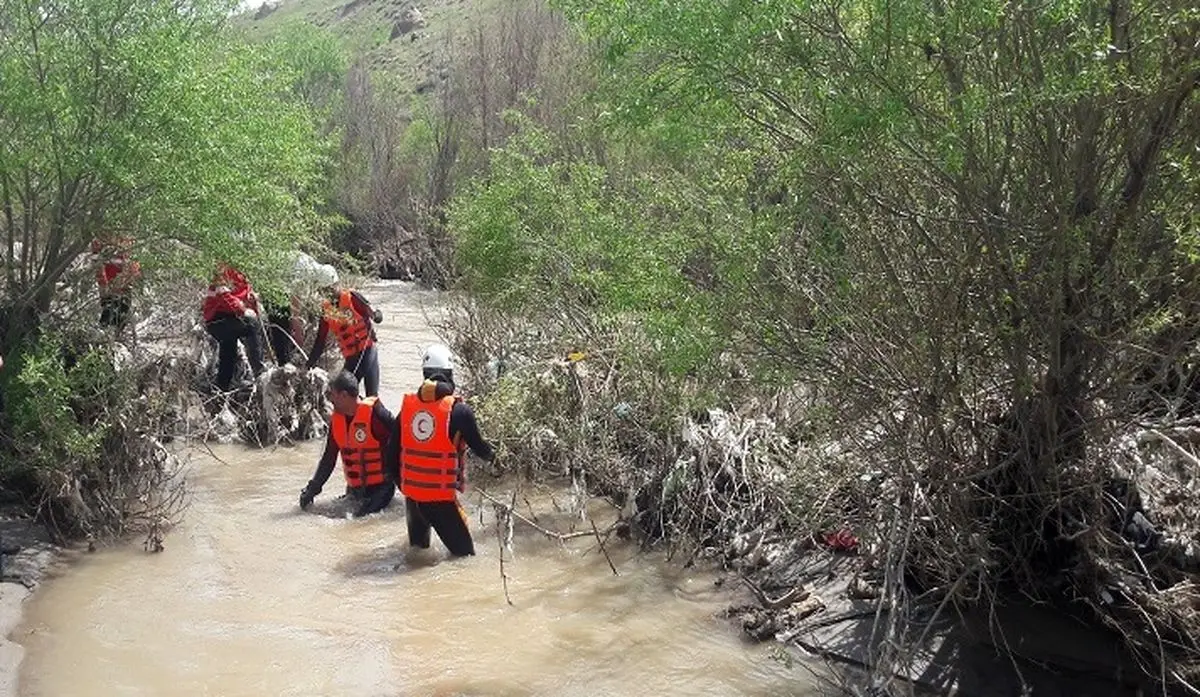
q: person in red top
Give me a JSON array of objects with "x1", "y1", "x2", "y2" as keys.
[
  {"x1": 305, "y1": 283, "x2": 384, "y2": 397},
  {"x1": 201, "y1": 264, "x2": 266, "y2": 391},
  {"x1": 91, "y1": 236, "x2": 142, "y2": 335}
]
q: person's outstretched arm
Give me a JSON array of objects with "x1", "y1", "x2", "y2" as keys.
[{"x1": 300, "y1": 432, "x2": 338, "y2": 509}]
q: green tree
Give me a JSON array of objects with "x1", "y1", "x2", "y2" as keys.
[
  {"x1": 535, "y1": 0, "x2": 1199, "y2": 685},
  {"x1": 0, "y1": 0, "x2": 339, "y2": 350}
]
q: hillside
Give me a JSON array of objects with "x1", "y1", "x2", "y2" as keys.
[{"x1": 234, "y1": 0, "x2": 498, "y2": 92}]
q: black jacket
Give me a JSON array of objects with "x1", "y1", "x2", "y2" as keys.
[{"x1": 413, "y1": 379, "x2": 495, "y2": 462}]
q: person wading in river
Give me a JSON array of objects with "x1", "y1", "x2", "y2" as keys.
[
  {"x1": 305, "y1": 282, "x2": 383, "y2": 397},
  {"x1": 299, "y1": 370, "x2": 398, "y2": 518},
  {"x1": 398, "y1": 344, "x2": 496, "y2": 557}
]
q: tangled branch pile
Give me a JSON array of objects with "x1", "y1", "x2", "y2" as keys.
[
  {"x1": 0, "y1": 273, "x2": 335, "y2": 544},
  {"x1": 451, "y1": 304, "x2": 860, "y2": 558},
  {"x1": 0, "y1": 333, "x2": 190, "y2": 544},
  {"x1": 137, "y1": 274, "x2": 335, "y2": 447},
  {"x1": 449, "y1": 286, "x2": 1200, "y2": 691}
]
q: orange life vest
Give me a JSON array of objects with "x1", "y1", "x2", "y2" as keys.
[
  {"x1": 399, "y1": 390, "x2": 463, "y2": 502},
  {"x1": 330, "y1": 397, "x2": 387, "y2": 489},
  {"x1": 322, "y1": 290, "x2": 373, "y2": 358}
]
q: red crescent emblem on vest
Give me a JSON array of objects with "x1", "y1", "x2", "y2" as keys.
[
  {"x1": 411, "y1": 410, "x2": 435, "y2": 442},
  {"x1": 354, "y1": 426, "x2": 367, "y2": 443}
]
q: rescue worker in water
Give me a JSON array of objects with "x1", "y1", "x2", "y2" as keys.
[
  {"x1": 306, "y1": 283, "x2": 383, "y2": 397},
  {"x1": 398, "y1": 344, "x2": 496, "y2": 557},
  {"x1": 299, "y1": 370, "x2": 398, "y2": 517}
]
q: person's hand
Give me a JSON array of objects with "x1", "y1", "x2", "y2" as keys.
[
  {"x1": 243, "y1": 307, "x2": 258, "y2": 319},
  {"x1": 299, "y1": 485, "x2": 317, "y2": 510},
  {"x1": 488, "y1": 444, "x2": 506, "y2": 472}
]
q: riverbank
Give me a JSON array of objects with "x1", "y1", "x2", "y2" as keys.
[
  {"x1": 724, "y1": 539, "x2": 1156, "y2": 697},
  {"x1": 447, "y1": 298, "x2": 1198, "y2": 696},
  {"x1": 0, "y1": 513, "x2": 64, "y2": 697}
]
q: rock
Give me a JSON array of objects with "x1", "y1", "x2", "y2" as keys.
[
  {"x1": 337, "y1": 0, "x2": 368, "y2": 18},
  {"x1": 390, "y1": 7, "x2": 425, "y2": 39},
  {"x1": 214, "y1": 407, "x2": 239, "y2": 444},
  {"x1": 184, "y1": 405, "x2": 208, "y2": 435},
  {"x1": 253, "y1": 1, "x2": 278, "y2": 19}
]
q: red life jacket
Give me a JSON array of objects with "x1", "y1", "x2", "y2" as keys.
[{"x1": 92, "y1": 237, "x2": 140, "y2": 292}]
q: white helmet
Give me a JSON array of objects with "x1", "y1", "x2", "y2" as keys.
[
  {"x1": 315, "y1": 263, "x2": 339, "y2": 288},
  {"x1": 291, "y1": 253, "x2": 339, "y2": 292},
  {"x1": 422, "y1": 343, "x2": 455, "y2": 372}
]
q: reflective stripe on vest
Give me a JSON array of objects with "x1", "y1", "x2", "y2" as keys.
[
  {"x1": 399, "y1": 392, "x2": 461, "y2": 502},
  {"x1": 323, "y1": 290, "x2": 373, "y2": 358},
  {"x1": 330, "y1": 397, "x2": 386, "y2": 489}
]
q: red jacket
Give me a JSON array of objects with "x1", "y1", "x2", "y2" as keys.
[
  {"x1": 92, "y1": 237, "x2": 141, "y2": 292},
  {"x1": 202, "y1": 265, "x2": 255, "y2": 322}
]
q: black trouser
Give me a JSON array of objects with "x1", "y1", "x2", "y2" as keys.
[
  {"x1": 265, "y1": 303, "x2": 294, "y2": 365},
  {"x1": 204, "y1": 313, "x2": 265, "y2": 390},
  {"x1": 406, "y1": 497, "x2": 475, "y2": 557},
  {"x1": 99, "y1": 294, "x2": 131, "y2": 333},
  {"x1": 343, "y1": 344, "x2": 380, "y2": 397}
]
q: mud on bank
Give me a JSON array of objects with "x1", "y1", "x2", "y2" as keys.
[{"x1": 0, "y1": 514, "x2": 63, "y2": 697}]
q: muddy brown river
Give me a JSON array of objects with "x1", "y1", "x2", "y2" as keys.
[{"x1": 15, "y1": 282, "x2": 819, "y2": 697}]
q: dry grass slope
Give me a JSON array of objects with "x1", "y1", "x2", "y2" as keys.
[{"x1": 234, "y1": 0, "x2": 501, "y2": 92}]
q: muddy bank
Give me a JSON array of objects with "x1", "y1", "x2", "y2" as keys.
[
  {"x1": 0, "y1": 515, "x2": 62, "y2": 697},
  {"x1": 720, "y1": 541, "x2": 1157, "y2": 697}
]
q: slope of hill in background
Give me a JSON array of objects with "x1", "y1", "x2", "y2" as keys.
[{"x1": 235, "y1": 0, "x2": 498, "y2": 92}]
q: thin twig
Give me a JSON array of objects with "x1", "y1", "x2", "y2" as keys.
[
  {"x1": 591, "y1": 518, "x2": 619, "y2": 576},
  {"x1": 740, "y1": 572, "x2": 810, "y2": 610},
  {"x1": 477, "y1": 488, "x2": 607, "y2": 541},
  {"x1": 494, "y1": 491, "x2": 514, "y2": 606}
]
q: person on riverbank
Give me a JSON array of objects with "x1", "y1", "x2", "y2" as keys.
[
  {"x1": 91, "y1": 236, "x2": 141, "y2": 335},
  {"x1": 305, "y1": 282, "x2": 383, "y2": 397},
  {"x1": 299, "y1": 370, "x2": 398, "y2": 517},
  {"x1": 265, "y1": 253, "x2": 338, "y2": 366},
  {"x1": 398, "y1": 343, "x2": 496, "y2": 557},
  {"x1": 202, "y1": 263, "x2": 266, "y2": 392}
]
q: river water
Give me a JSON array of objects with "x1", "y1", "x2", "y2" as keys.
[{"x1": 15, "y1": 282, "x2": 819, "y2": 697}]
